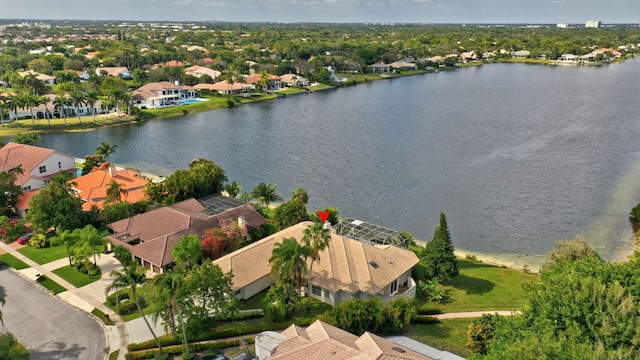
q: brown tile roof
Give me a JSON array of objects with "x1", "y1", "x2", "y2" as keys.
[
  {"x1": 269, "y1": 320, "x2": 433, "y2": 360},
  {"x1": 107, "y1": 198, "x2": 266, "y2": 268},
  {"x1": 96, "y1": 67, "x2": 129, "y2": 76},
  {"x1": 70, "y1": 167, "x2": 149, "y2": 210},
  {"x1": 194, "y1": 81, "x2": 249, "y2": 91},
  {"x1": 16, "y1": 189, "x2": 39, "y2": 210},
  {"x1": 0, "y1": 142, "x2": 74, "y2": 187},
  {"x1": 244, "y1": 74, "x2": 281, "y2": 84},
  {"x1": 213, "y1": 222, "x2": 419, "y2": 294}
]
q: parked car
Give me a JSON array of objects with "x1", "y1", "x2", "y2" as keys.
[{"x1": 17, "y1": 233, "x2": 33, "y2": 245}]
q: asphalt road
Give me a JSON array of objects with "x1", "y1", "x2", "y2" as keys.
[{"x1": 0, "y1": 267, "x2": 108, "y2": 360}]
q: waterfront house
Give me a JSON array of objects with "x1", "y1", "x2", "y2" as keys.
[
  {"x1": 279, "y1": 73, "x2": 310, "y2": 87},
  {"x1": 213, "y1": 221, "x2": 419, "y2": 304},
  {"x1": 132, "y1": 81, "x2": 196, "y2": 109},
  {"x1": 255, "y1": 320, "x2": 436, "y2": 360},
  {"x1": 244, "y1": 73, "x2": 282, "y2": 91},
  {"x1": 7, "y1": 94, "x2": 106, "y2": 121},
  {"x1": 371, "y1": 62, "x2": 390, "y2": 73},
  {"x1": 106, "y1": 195, "x2": 266, "y2": 273},
  {"x1": 511, "y1": 50, "x2": 531, "y2": 59},
  {"x1": 0, "y1": 142, "x2": 77, "y2": 217},
  {"x1": 389, "y1": 61, "x2": 419, "y2": 70},
  {"x1": 194, "y1": 81, "x2": 251, "y2": 95},
  {"x1": 558, "y1": 53, "x2": 579, "y2": 62},
  {"x1": 69, "y1": 164, "x2": 150, "y2": 211}
]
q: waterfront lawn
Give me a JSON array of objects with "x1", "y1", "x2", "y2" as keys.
[
  {"x1": 143, "y1": 95, "x2": 230, "y2": 118},
  {"x1": 0, "y1": 253, "x2": 29, "y2": 269},
  {"x1": 18, "y1": 245, "x2": 68, "y2": 265},
  {"x1": 306, "y1": 83, "x2": 335, "y2": 91},
  {"x1": 37, "y1": 275, "x2": 67, "y2": 294},
  {"x1": 0, "y1": 115, "x2": 134, "y2": 137},
  {"x1": 406, "y1": 318, "x2": 474, "y2": 358},
  {"x1": 415, "y1": 258, "x2": 538, "y2": 314},
  {"x1": 52, "y1": 265, "x2": 101, "y2": 288},
  {"x1": 276, "y1": 87, "x2": 308, "y2": 95}
]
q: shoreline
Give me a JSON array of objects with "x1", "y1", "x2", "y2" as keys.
[{"x1": 1, "y1": 58, "x2": 635, "y2": 138}]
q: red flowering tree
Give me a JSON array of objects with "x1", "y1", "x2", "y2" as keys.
[{"x1": 202, "y1": 219, "x2": 247, "y2": 260}]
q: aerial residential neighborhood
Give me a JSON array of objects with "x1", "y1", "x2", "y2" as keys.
[{"x1": 0, "y1": 16, "x2": 638, "y2": 360}]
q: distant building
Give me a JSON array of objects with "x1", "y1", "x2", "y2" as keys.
[
  {"x1": 585, "y1": 20, "x2": 601, "y2": 28},
  {"x1": 557, "y1": 23, "x2": 569, "y2": 28}
]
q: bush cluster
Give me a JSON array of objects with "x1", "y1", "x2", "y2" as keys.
[
  {"x1": 106, "y1": 290, "x2": 131, "y2": 306},
  {"x1": 125, "y1": 338, "x2": 254, "y2": 360}
]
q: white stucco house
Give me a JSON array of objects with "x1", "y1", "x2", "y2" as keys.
[{"x1": 132, "y1": 81, "x2": 197, "y2": 109}]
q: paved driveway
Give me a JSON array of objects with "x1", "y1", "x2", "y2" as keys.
[{"x1": 0, "y1": 267, "x2": 108, "y2": 360}]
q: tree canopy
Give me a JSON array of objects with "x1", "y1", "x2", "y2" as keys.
[{"x1": 421, "y1": 211, "x2": 459, "y2": 281}]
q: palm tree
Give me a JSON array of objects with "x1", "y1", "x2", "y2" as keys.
[
  {"x1": 53, "y1": 96, "x2": 68, "y2": 125},
  {"x1": 74, "y1": 225, "x2": 104, "y2": 266},
  {"x1": 269, "y1": 237, "x2": 309, "y2": 297},
  {"x1": 70, "y1": 91, "x2": 86, "y2": 124},
  {"x1": 7, "y1": 95, "x2": 21, "y2": 125},
  {"x1": 50, "y1": 229, "x2": 80, "y2": 266},
  {"x1": 223, "y1": 181, "x2": 241, "y2": 198},
  {"x1": 0, "y1": 94, "x2": 7, "y2": 127},
  {"x1": 39, "y1": 95, "x2": 52, "y2": 126},
  {"x1": 153, "y1": 270, "x2": 189, "y2": 354},
  {"x1": 71, "y1": 240, "x2": 95, "y2": 278},
  {"x1": 258, "y1": 70, "x2": 271, "y2": 92},
  {"x1": 107, "y1": 261, "x2": 164, "y2": 353},
  {"x1": 21, "y1": 93, "x2": 38, "y2": 125},
  {"x1": 85, "y1": 90, "x2": 99, "y2": 122},
  {"x1": 251, "y1": 182, "x2": 282, "y2": 217},
  {"x1": 95, "y1": 141, "x2": 118, "y2": 162},
  {"x1": 302, "y1": 222, "x2": 330, "y2": 311},
  {"x1": 105, "y1": 178, "x2": 127, "y2": 204}
]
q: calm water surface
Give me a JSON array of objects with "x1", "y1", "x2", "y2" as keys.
[{"x1": 38, "y1": 60, "x2": 640, "y2": 268}]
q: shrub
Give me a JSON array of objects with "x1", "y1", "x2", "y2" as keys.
[
  {"x1": 117, "y1": 300, "x2": 139, "y2": 315},
  {"x1": 226, "y1": 99, "x2": 235, "y2": 108},
  {"x1": 106, "y1": 290, "x2": 130, "y2": 306},
  {"x1": 180, "y1": 353, "x2": 196, "y2": 360},
  {"x1": 413, "y1": 315, "x2": 441, "y2": 324},
  {"x1": 417, "y1": 307, "x2": 442, "y2": 315},
  {"x1": 28, "y1": 233, "x2": 48, "y2": 248},
  {"x1": 465, "y1": 254, "x2": 479, "y2": 261},
  {"x1": 154, "y1": 352, "x2": 169, "y2": 360}
]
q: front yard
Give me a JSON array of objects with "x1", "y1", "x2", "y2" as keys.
[{"x1": 17, "y1": 245, "x2": 68, "y2": 265}]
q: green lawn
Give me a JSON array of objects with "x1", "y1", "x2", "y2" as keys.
[
  {"x1": 92, "y1": 308, "x2": 115, "y2": 326},
  {"x1": 276, "y1": 88, "x2": 308, "y2": 95},
  {"x1": 18, "y1": 245, "x2": 68, "y2": 265},
  {"x1": 37, "y1": 275, "x2": 67, "y2": 294},
  {"x1": 0, "y1": 114, "x2": 135, "y2": 137},
  {"x1": 414, "y1": 258, "x2": 538, "y2": 314},
  {"x1": 53, "y1": 265, "x2": 101, "y2": 288},
  {"x1": 104, "y1": 283, "x2": 155, "y2": 322},
  {"x1": 238, "y1": 287, "x2": 269, "y2": 310},
  {"x1": 0, "y1": 253, "x2": 30, "y2": 269},
  {"x1": 406, "y1": 318, "x2": 474, "y2": 357}
]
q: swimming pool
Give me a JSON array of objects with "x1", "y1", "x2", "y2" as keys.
[{"x1": 180, "y1": 98, "x2": 208, "y2": 105}]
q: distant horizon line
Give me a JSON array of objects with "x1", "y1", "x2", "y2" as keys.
[{"x1": 0, "y1": 18, "x2": 639, "y2": 26}]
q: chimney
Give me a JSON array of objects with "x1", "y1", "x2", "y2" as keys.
[
  {"x1": 323, "y1": 221, "x2": 332, "y2": 230},
  {"x1": 238, "y1": 216, "x2": 246, "y2": 229},
  {"x1": 108, "y1": 165, "x2": 117, "y2": 177}
]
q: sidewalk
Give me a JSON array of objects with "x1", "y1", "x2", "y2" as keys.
[{"x1": 0, "y1": 241, "x2": 130, "y2": 360}]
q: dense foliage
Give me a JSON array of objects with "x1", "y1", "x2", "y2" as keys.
[
  {"x1": 321, "y1": 297, "x2": 416, "y2": 335},
  {"x1": 421, "y1": 211, "x2": 459, "y2": 281},
  {"x1": 0, "y1": 332, "x2": 30, "y2": 360}
]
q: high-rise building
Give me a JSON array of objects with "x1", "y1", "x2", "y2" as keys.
[{"x1": 585, "y1": 20, "x2": 601, "y2": 28}]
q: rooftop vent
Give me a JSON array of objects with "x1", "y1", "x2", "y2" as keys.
[
  {"x1": 369, "y1": 261, "x2": 379, "y2": 269},
  {"x1": 392, "y1": 347, "x2": 406, "y2": 353}
]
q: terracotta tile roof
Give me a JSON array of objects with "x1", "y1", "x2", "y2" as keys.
[
  {"x1": 245, "y1": 74, "x2": 281, "y2": 84},
  {"x1": 194, "y1": 81, "x2": 249, "y2": 91},
  {"x1": 269, "y1": 320, "x2": 433, "y2": 360},
  {"x1": 16, "y1": 189, "x2": 39, "y2": 210},
  {"x1": 137, "y1": 81, "x2": 181, "y2": 91},
  {"x1": 106, "y1": 197, "x2": 266, "y2": 268},
  {"x1": 0, "y1": 142, "x2": 74, "y2": 187},
  {"x1": 96, "y1": 67, "x2": 129, "y2": 76},
  {"x1": 213, "y1": 222, "x2": 419, "y2": 294},
  {"x1": 70, "y1": 167, "x2": 149, "y2": 210}
]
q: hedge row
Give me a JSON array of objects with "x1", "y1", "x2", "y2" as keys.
[
  {"x1": 128, "y1": 318, "x2": 314, "y2": 351},
  {"x1": 125, "y1": 337, "x2": 255, "y2": 360},
  {"x1": 106, "y1": 290, "x2": 131, "y2": 306},
  {"x1": 417, "y1": 307, "x2": 443, "y2": 315},
  {"x1": 413, "y1": 315, "x2": 441, "y2": 325}
]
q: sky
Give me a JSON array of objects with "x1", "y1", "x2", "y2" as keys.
[{"x1": 0, "y1": 0, "x2": 638, "y2": 24}]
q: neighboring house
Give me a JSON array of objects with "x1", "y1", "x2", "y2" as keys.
[
  {"x1": 8, "y1": 94, "x2": 106, "y2": 121},
  {"x1": 95, "y1": 67, "x2": 132, "y2": 78},
  {"x1": 371, "y1": 62, "x2": 390, "y2": 73},
  {"x1": 213, "y1": 221, "x2": 419, "y2": 304},
  {"x1": 390, "y1": 61, "x2": 419, "y2": 70},
  {"x1": 558, "y1": 53, "x2": 579, "y2": 62},
  {"x1": 69, "y1": 164, "x2": 150, "y2": 211},
  {"x1": 184, "y1": 65, "x2": 221, "y2": 80},
  {"x1": 64, "y1": 69, "x2": 91, "y2": 81},
  {"x1": 194, "y1": 81, "x2": 251, "y2": 95},
  {"x1": 0, "y1": 142, "x2": 76, "y2": 216},
  {"x1": 511, "y1": 50, "x2": 531, "y2": 59},
  {"x1": 132, "y1": 81, "x2": 196, "y2": 109},
  {"x1": 459, "y1": 51, "x2": 479, "y2": 63},
  {"x1": 18, "y1": 70, "x2": 55, "y2": 85},
  {"x1": 256, "y1": 320, "x2": 436, "y2": 360},
  {"x1": 244, "y1": 74, "x2": 282, "y2": 91},
  {"x1": 279, "y1": 73, "x2": 309, "y2": 87},
  {"x1": 106, "y1": 195, "x2": 267, "y2": 273},
  {"x1": 326, "y1": 66, "x2": 347, "y2": 82}
]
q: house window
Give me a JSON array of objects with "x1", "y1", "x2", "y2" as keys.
[
  {"x1": 58, "y1": 161, "x2": 62, "y2": 169},
  {"x1": 38, "y1": 165, "x2": 47, "y2": 173},
  {"x1": 311, "y1": 285, "x2": 322, "y2": 296},
  {"x1": 390, "y1": 279, "x2": 398, "y2": 294}
]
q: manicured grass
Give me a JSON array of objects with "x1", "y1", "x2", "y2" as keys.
[
  {"x1": 0, "y1": 253, "x2": 30, "y2": 269},
  {"x1": 92, "y1": 307, "x2": 115, "y2": 326},
  {"x1": 104, "y1": 283, "x2": 154, "y2": 322},
  {"x1": 37, "y1": 275, "x2": 67, "y2": 294},
  {"x1": 414, "y1": 258, "x2": 538, "y2": 314},
  {"x1": 18, "y1": 245, "x2": 68, "y2": 265},
  {"x1": 276, "y1": 88, "x2": 308, "y2": 95},
  {"x1": 143, "y1": 95, "x2": 230, "y2": 118},
  {"x1": 306, "y1": 84, "x2": 335, "y2": 91},
  {"x1": 0, "y1": 114, "x2": 135, "y2": 137},
  {"x1": 406, "y1": 318, "x2": 474, "y2": 357},
  {"x1": 238, "y1": 287, "x2": 269, "y2": 310},
  {"x1": 53, "y1": 265, "x2": 101, "y2": 288}
]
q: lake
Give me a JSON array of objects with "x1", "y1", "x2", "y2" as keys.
[{"x1": 37, "y1": 60, "x2": 640, "y2": 268}]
